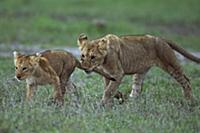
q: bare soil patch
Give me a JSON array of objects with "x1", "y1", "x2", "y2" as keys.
[{"x1": 0, "y1": 44, "x2": 200, "y2": 64}]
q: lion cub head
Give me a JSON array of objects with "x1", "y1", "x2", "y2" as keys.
[
  {"x1": 77, "y1": 33, "x2": 111, "y2": 72},
  {"x1": 13, "y1": 51, "x2": 41, "y2": 81}
]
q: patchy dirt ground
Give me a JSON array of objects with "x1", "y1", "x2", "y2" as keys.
[
  {"x1": 1, "y1": 44, "x2": 200, "y2": 64},
  {"x1": 0, "y1": 44, "x2": 80, "y2": 57}
]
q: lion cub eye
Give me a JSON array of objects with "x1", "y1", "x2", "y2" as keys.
[
  {"x1": 22, "y1": 67, "x2": 27, "y2": 71},
  {"x1": 91, "y1": 55, "x2": 96, "y2": 60},
  {"x1": 81, "y1": 54, "x2": 85, "y2": 58},
  {"x1": 81, "y1": 54, "x2": 85, "y2": 61},
  {"x1": 15, "y1": 67, "x2": 18, "y2": 70}
]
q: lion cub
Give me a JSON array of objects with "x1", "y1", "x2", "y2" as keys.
[
  {"x1": 78, "y1": 34, "x2": 200, "y2": 106},
  {"x1": 13, "y1": 50, "x2": 79, "y2": 104}
]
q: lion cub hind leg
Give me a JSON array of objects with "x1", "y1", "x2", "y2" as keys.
[
  {"x1": 158, "y1": 43, "x2": 193, "y2": 100},
  {"x1": 52, "y1": 76, "x2": 64, "y2": 105},
  {"x1": 130, "y1": 72, "x2": 147, "y2": 97},
  {"x1": 169, "y1": 67, "x2": 193, "y2": 99},
  {"x1": 161, "y1": 63, "x2": 193, "y2": 100},
  {"x1": 60, "y1": 69, "x2": 75, "y2": 96}
]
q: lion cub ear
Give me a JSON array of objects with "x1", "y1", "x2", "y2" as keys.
[
  {"x1": 13, "y1": 51, "x2": 21, "y2": 59},
  {"x1": 77, "y1": 33, "x2": 88, "y2": 49},
  {"x1": 13, "y1": 51, "x2": 22, "y2": 65},
  {"x1": 36, "y1": 52, "x2": 42, "y2": 57},
  {"x1": 98, "y1": 38, "x2": 109, "y2": 51},
  {"x1": 30, "y1": 56, "x2": 41, "y2": 66}
]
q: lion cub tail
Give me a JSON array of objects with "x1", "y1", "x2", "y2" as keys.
[{"x1": 165, "y1": 39, "x2": 200, "y2": 63}]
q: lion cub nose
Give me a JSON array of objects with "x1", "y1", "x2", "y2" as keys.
[{"x1": 16, "y1": 75, "x2": 21, "y2": 80}]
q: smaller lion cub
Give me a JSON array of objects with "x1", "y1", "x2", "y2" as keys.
[{"x1": 13, "y1": 50, "x2": 79, "y2": 104}]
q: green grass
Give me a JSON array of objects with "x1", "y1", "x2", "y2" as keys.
[
  {"x1": 0, "y1": 58, "x2": 200, "y2": 133},
  {"x1": 0, "y1": 0, "x2": 200, "y2": 49}
]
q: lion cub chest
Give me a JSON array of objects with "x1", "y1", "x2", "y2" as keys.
[
  {"x1": 26, "y1": 76, "x2": 51, "y2": 86},
  {"x1": 26, "y1": 68, "x2": 55, "y2": 86}
]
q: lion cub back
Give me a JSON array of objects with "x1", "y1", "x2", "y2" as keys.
[{"x1": 38, "y1": 50, "x2": 78, "y2": 77}]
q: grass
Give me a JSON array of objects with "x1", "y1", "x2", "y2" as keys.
[
  {"x1": 0, "y1": 58, "x2": 200, "y2": 133},
  {"x1": 0, "y1": 0, "x2": 200, "y2": 49}
]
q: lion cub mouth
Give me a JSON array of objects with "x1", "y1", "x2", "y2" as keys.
[
  {"x1": 15, "y1": 75, "x2": 22, "y2": 81},
  {"x1": 84, "y1": 69, "x2": 93, "y2": 74}
]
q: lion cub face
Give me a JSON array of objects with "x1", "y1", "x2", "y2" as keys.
[
  {"x1": 77, "y1": 34, "x2": 109, "y2": 72},
  {"x1": 13, "y1": 51, "x2": 40, "y2": 81}
]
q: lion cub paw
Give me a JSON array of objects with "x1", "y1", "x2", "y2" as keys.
[
  {"x1": 129, "y1": 90, "x2": 140, "y2": 98},
  {"x1": 100, "y1": 98, "x2": 114, "y2": 108}
]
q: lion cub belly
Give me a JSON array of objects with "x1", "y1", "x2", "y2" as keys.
[{"x1": 122, "y1": 58, "x2": 156, "y2": 74}]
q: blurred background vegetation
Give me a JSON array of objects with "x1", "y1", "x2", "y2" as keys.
[{"x1": 0, "y1": 0, "x2": 200, "y2": 49}]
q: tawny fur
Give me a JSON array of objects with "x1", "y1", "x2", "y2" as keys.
[
  {"x1": 14, "y1": 50, "x2": 79, "y2": 104},
  {"x1": 78, "y1": 34, "x2": 200, "y2": 106}
]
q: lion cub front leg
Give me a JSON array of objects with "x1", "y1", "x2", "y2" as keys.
[
  {"x1": 102, "y1": 76, "x2": 123, "y2": 107},
  {"x1": 130, "y1": 73, "x2": 146, "y2": 97},
  {"x1": 26, "y1": 84, "x2": 37, "y2": 101},
  {"x1": 104, "y1": 77, "x2": 124, "y2": 104}
]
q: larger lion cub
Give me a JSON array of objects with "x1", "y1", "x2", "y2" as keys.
[
  {"x1": 14, "y1": 50, "x2": 79, "y2": 104},
  {"x1": 78, "y1": 34, "x2": 200, "y2": 106}
]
